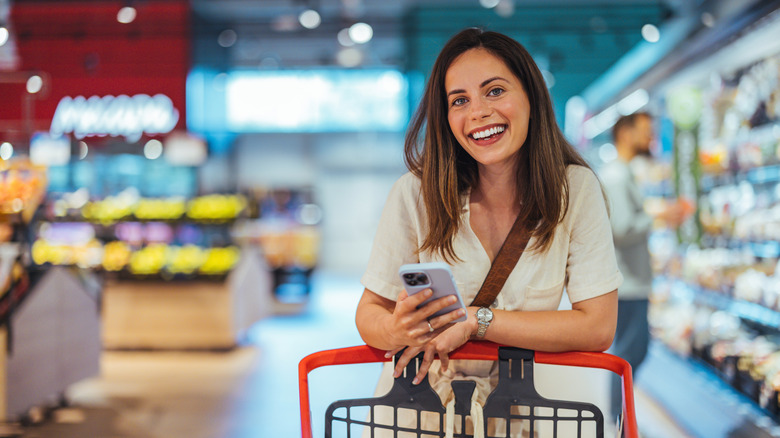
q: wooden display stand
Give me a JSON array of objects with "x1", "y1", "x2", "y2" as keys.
[
  {"x1": 102, "y1": 248, "x2": 273, "y2": 350},
  {"x1": 0, "y1": 267, "x2": 101, "y2": 422}
]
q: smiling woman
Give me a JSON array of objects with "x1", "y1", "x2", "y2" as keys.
[{"x1": 355, "y1": 28, "x2": 622, "y2": 437}]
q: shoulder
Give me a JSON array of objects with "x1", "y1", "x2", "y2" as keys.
[
  {"x1": 598, "y1": 160, "x2": 630, "y2": 183},
  {"x1": 389, "y1": 172, "x2": 422, "y2": 202},
  {"x1": 384, "y1": 172, "x2": 424, "y2": 212},
  {"x1": 566, "y1": 164, "x2": 600, "y2": 192},
  {"x1": 394, "y1": 171, "x2": 421, "y2": 191},
  {"x1": 564, "y1": 164, "x2": 607, "y2": 215}
]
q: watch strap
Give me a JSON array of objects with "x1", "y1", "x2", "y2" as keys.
[{"x1": 476, "y1": 308, "x2": 491, "y2": 338}]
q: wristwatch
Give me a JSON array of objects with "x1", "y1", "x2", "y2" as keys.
[{"x1": 476, "y1": 307, "x2": 493, "y2": 338}]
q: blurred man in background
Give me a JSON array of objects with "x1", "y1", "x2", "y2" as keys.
[{"x1": 600, "y1": 112, "x2": 690, "y2": 425}]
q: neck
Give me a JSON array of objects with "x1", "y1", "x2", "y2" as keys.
[
  {"x1": 615, "y1": 141, "x2": 635, "y2": 163},
  {"x1": 474, "y1": 162, "x2": 519, "y2": 210}
]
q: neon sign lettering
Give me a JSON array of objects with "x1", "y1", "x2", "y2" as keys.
[{"x1": 50, "y1": 94, "x2": 179, "y2": 142}]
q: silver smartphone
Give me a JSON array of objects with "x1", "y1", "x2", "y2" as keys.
[{"x1": 398, "y1": 262, "x2": 467, "y2": 322}]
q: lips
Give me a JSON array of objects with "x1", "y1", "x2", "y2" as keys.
[{"x1": 469, "y1": 124, "x2": 506, "y2": 143}]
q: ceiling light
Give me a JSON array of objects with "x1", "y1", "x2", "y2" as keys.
[
  {"x1": 336, "y1": 47, "x2": 363, "y2": 67},
  {"x1": 616, "y1": 89, "x2": 649, "y2": 115},
  {"x1": 218, "y1": 29, "x2": 237, "y2": 48},
  {"x1": 641, "y1": 24, "x2": 660, "y2": 43},
  {"x1": 299, "y1": 9, "x2": 321, "y2": 29},
  {"x1": 480, "y1": 0, "x2": 500, "y2": 8},
  {"x1": 583, "y1": 88, "x2": 650, "y2": 139},
  {"x1": 79, "y1": 141, "x2": 89, "y2": 160},
  {"x1": 0, "y1": 142, "x2": 13, "y2": 160},
  {"x1": 144, "y1": 139, "x2": 163, "y2": 160},
  {"x1": 0, "y1": 27, "x2": 9, "y2": 47},
  {"x1": 348, "y1": 23, "x2": 373, "y2": 44},
  {"x1": 495, "y1": 0, "x2": 514, "y2": 17},
  {"x1": 117, "y1": 6, "x2": 137, "y2": 24},
  {"x1": 541, "y1": 70, "x2": 555, "y2": 89},
  {"x1": 701, "y1": 12, "x2": 716, "y2": 28},
  {"x1": 337, "y1": 28, "x2": 354, "y2": 47},
  {"x1": 599, "y1": 143, "x2": 618, "y2": 163},
  {"x1": 26, "y1": 75, "x2": 43, "y2": 94}
]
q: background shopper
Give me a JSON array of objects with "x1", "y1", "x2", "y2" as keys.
[
  {"x1": 600, "y1": 112, "x2": 690, "y2": 422},
  {"x1": 355, "y1": 28, "x2": 623, "y2": 436}
]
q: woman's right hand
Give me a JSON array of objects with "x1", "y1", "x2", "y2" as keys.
[{"x1": 384, "y1": 288, "x2": 466, "y2": 350}]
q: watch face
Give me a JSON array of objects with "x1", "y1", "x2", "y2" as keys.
[{"x1": 477, "y1": 307, "x2": 493, "y2": 322}]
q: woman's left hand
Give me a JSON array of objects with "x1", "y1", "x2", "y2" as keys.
[{"x1": 388, "y1": 310, "x2": 476, "y2": 384}]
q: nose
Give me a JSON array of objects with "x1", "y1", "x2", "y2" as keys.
[{"x1": 469, "y1": 97, "x2": 491, "y2": 119}]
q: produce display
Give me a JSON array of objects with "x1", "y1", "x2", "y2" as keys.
[
  {"x1": 29, "y1": 186, "x2": 319, "y2": 285},
  {"x1": 65, "y1": 192, "x2": 247, "y2": 224},
  {"x1": 186, "y1": 194, "x2": 247, "y2": 221},
  {"x1": 0, "y1": 159, "x2": 47, "y2": 222}
]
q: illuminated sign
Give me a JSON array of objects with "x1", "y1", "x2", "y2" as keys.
[
  {"x1": 50, "y1": 94, "x2": 179, "y2": 142},
  {"x1": 222, "y1": 70, "x2": 407, "y2": 132}
]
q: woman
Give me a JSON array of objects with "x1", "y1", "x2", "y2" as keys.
[{"x1": 355, "y1": 28, "x2": 622, "y2": 435}]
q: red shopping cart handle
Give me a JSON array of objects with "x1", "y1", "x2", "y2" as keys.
[{"x1": 299, "y1": 341, "x2": 637, "y2": 437}]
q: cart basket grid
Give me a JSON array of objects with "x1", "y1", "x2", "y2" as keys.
[{"x1": 300, "y1": 342, "x2": 637, "y2": 437}]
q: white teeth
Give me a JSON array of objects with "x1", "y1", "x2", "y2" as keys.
[{"x1": 472, "y1": 126, "x2": 505, "y2": 139}]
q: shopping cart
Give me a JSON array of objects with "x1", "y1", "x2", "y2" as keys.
[{"x1": 299, "y1": 341, "x2": 637, "y2": 437}]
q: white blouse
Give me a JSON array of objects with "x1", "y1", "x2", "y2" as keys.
[{"x1": 362, "y1": 165, "x2": 622, "y2": 310}]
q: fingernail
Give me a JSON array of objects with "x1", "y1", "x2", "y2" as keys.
[
  {"x1": 449, "y1": 296, "x2": 457, "y2": 304},
  {"x1": 385, "y1": 352, "x2": 391, "y2": 358},
  {"x1": 458, "y1": 309, "x2": 466, "y2": 316},
  {"x1": 412, "y1": 378, "x2": 419, "y2": 385},
  {"x1": 424, "y1": 289, "x2": 433, "y2": 297},
  {"x1": 393, "y1": 371, "x2": 400, "y2": 378}
]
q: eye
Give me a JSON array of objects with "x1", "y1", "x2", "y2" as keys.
[
  {"x1": 487, "y1": 87, "x2": 505, "y2": 97},
  {"x1": 451, "y1": 97, "x2": 467, "y2": 107}
]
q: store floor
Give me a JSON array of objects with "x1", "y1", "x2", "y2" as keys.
[{"x1": 11, "y1": 272, "x2": 692, "y2": 438}]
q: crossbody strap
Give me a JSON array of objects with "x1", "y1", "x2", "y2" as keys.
[{"x1": 469, "y1": 213, "x2": 531, "y2": 308}]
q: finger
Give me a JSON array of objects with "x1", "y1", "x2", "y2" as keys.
[
  {"x1": 400, "y1": 288, "x2": 433, "y2": 310},
  {"x1": 428, "y1": 307, "x2": 467, "y2": 328},
  {"x1": 419, "y1": 294, "x2": 460, "y2": 319},
  {"x1": 393, "y1": 346, "x2": 421, "y2": 378},
  {"x1": 439, "y1": 351, "x2": 450, "y2": 372},
  {"x1": 384, "y1": 346, "x2": 404, "y2": 358},
  {"x1": 413, "y1": 346, "x2": 436, "y2": 385}
]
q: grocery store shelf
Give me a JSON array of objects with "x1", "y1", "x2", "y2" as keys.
[
  {"x1": 640, "y1": 341, "x2": 780, "y2": 438},
  {"x1": 688, "y1": 284, "x2": 780, "y2": 330}
]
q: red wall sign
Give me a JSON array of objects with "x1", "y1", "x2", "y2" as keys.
[{"x1": 0, "y1": 0, "x2": 189, "y2": 144}]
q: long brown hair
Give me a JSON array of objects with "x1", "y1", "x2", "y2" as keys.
[{"x1": 404, "y1": 28, "x2": 593, "y2": 262}]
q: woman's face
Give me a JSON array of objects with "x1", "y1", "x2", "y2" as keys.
[{"x1": 445, "y1": 48, "x2": 531, "y2": 171}]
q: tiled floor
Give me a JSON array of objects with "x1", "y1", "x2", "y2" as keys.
[{"x1": 8, "y1": 271, "x2": 690, "y2": 438}]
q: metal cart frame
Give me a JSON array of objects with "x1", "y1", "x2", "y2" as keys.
[{"x1": 299, "y1": 341, "x2": 637, "y2": 437}]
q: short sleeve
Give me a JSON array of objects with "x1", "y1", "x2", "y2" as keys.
[
  {"x1": 564, "y1": 167, "x2": 623, "y2": 303},
  {"x1": 360, "y1": 173, "x2": 424, "y2": 301}
]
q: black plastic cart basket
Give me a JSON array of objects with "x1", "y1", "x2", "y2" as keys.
[{"x1": 299, "y1": 341, "x2": 637, "y2": 437}]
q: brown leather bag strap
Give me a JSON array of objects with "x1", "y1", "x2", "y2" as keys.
[{"x1": 470, "y1": 213, "x2": 530, "y2": 307}]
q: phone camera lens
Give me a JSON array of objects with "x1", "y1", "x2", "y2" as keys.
[{"x1": 415, "y1": 273, "x2": 428, "y2": 284}]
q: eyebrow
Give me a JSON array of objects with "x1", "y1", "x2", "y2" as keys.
[{"x1": 446, "y1": 76, "x2": 508, "y2": 97}]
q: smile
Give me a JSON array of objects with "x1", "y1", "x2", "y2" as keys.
[{"x1": 470, "y1": 125, "x2": 506, "y2": 140}]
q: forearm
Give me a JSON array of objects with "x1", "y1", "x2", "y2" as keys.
[
  {"x1": 355, "y1": 301, "x2": 398, "y2": 351},
  {"x1": 478, "y1": 292, "x2": 618, "y2": 352}
]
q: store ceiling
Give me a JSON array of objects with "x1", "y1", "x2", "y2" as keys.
[{"x1": 190, "y1": 0, "x2": 675, "y2": 117}]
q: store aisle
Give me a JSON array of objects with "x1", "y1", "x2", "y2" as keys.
[{"x1": 13, "y1": 271, "x2": 691, "y2": 438}]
